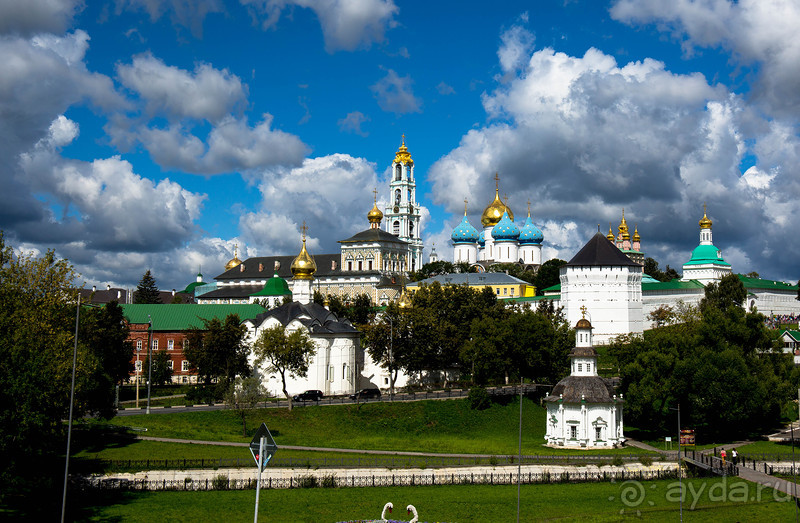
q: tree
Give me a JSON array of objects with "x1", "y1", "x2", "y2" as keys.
[
  {"x1": 611, "y1": 275, "x2": 790, "y2": 440},
  {"x1": 362, "y1": 303, "x2": 414, "y2": 395},
  {"x1": 533, "y1": 259, "x2": 567, "y2": 295},
  {"x1": 647, "y1": 305, "x2": 675, "y2": 328},
  {"x1": 252, "y1": 324, "x2": 316, "y2": 410},
  {"x1": 134, "y1": 270, "x2": 162, "y2": 304},
  {"x1": 80, "y1": 301, "x2": 133, "y2": 387},
  {"x1": 487, "y1": 262, "x2": 536, "y2": 284},
  {"x1": 644, "y1": 257, "x2": 681, "y2": 282},
  {"x1": 184, "y1": 314, "x2": 250, "y2": 397},
  {"x1": 144, "y1": 349, "x2": 173, "y2": 386},
  {"x1": 224, "y1": 376, "x2": 267, "y2": 436},
  {"x1": 0, "y1": 233, "x2": 122, "y2": 504},
  {"x1": 408, "y1": 260, "x2": 456, "y2": 282},
  {"x1": 701, "y1": 273, "x2": 746, "y2": 313}
]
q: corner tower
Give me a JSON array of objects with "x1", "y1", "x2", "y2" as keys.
[{"x1": 384, "y1": 135, "x2": 423, "y2": 271}]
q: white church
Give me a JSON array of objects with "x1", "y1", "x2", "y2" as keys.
[{"x1": 545, "y1": 312, "x2": 625, "y2": 448}]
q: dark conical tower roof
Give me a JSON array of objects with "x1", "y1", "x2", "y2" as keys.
[{"x1": 568, "y1": 232, "x2": 640, "y2": 267}]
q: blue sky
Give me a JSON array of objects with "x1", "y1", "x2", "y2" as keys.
[{"x1": 1, "y1": 0, "x2": 799, "y2": 291}]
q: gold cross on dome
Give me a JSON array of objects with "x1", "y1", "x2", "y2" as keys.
[
  {"x1": 373, "y1": 187, "x2": 378, "y2": 202},
  {"x1": 300, "y1": 221, "x2": 308, "y2": 239},
  {"x1": 464, "y1": 198, "x2": 468, "y2": 215},
  {"x1": 494, "y1": 172, "x2": 500, "y2": 190},
  {"x1": 580, "y1": 305, "x2": 587, "y2": 319}
]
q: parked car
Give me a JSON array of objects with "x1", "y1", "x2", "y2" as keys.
[
  {"x1": 292, "y1": 390, "x2": 324, "y2": 402},
  {"x1": 350, "y1": 388, "x2": 381, "y2": 401}
]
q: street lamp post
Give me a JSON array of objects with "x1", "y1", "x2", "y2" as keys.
[
  {"x1": 146, "y1": 315, "x2": 152, "y2": 414},
  {"x1": 135, "y1": 343, "x2": 141, "y2": 408},
  {"x1": 388, "y1": 316, "x2": 394, "y2": 401}
]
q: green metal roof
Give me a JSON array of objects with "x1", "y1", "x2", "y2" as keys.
[
  {"x1": 738, "y1": 275, "x2": 798, "y2": 291},
  {"x1": 542, "y1": 283, "x2": 561, "y2": 292},
  {"x1": 182, "y1": 280, "x2": 207, "y2": 295},
  {"x1": 642, "y1": 279, "x2": 705, "y2": 291},
  {"x1": 121, "y1": 304, "x2": 266, "y2": 330},
  {"x1": 781, "y1": 330, "x2": 800, "y2": 341},
  {"x1": 250, "y1": 273, "x2": 292, "y2": 297},
  {"x1": 684, "y1": 244, "x2": 730, "y2": 266}
]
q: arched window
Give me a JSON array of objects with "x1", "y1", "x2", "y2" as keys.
[
  {"x1": 393, "y1": 220, "x2": 400, "y2": 235},
  {"x1": 409, "y1": 222, "x2": 414, "y2": 238},
  {"x1": 394, "y1": 189, "x2": 401, "y2": 205},
  {"x1": 395, "y1": 164, "x2": 402, "y2": 181}
]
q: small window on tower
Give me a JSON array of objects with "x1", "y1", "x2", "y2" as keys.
[
  {"x1": 395, "y1": 164, "x2": 401, "y2": 181},
  {"x1": 393, "y1": 221, "x2": 400, "y2": 236}
]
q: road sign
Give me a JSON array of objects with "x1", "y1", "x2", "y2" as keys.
[{"x1": 250, "y1": 423, "x2": 278, "y2": 471}]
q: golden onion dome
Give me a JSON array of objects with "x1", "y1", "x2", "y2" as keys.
[
  {"x1": 394, "y1": 134, "x2": 413, "y2": 165},
  {"x1": 480, "y1": 182, "x2": 514, "y2": 227},
  {"x1": 632, "y1": 225, "x2": 641, "y2": 242},
  {"x1": 699, "y1": 204, "x2": 712, "y2": 229},
  {"x1": 367, "y1": 200, "x2": 383, "y2": 225},
  {"x1": 291, "y1": 236, "x2": 317, "y2": 280},
  {"x1": 618, "y1": 209, "x2": 630, "y2": 240},
  {"x1": 225, "y1": 244, "x2": 242, "y2": 271},
  {"x1": 397, "y1": 290, "x2": 412, "y2": 309},
  {"x1": 606, "y1": 223, "x2": 615, "y2": 242},
  {"x1": 575, "y1": 318, "x2": 592, "y2": 330}
]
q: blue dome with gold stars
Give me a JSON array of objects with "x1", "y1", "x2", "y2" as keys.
[
  {"x1": 491, "y1": 211, "x2": 520, "y2": 242},
  {"x1": 451, "y1": 215, "x2": 479, "y2": 244},
  {"x1": 519, "y1": 215, "x2": 543, "y2": 245}
]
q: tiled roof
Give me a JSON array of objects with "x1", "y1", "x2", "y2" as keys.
[
  {"x1": 338, "y1": 228, "x2": 408, "y2": 244},
  {"x1": 121, "y1": 303, "x2": 266, "y2": 330},
  {"x1": 409, "y1": 272, "x2": 528, "y2": 287},
  {"x1": 546, "y1": 376, "x2": 619, "y2": 404},
  {"x1": 568, "y1": 233, "x2": 641, "y2": 267},
  {"x1": 250, "y1": 302, "x2": 359, "y2": 334}
]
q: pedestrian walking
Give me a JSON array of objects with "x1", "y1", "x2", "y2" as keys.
[
  {"x1": 731, "y1": 448, "x2": 738, "y2": 465},
  {"x1": 721, "y1": 448, "x2": 727, "y2": 465}
]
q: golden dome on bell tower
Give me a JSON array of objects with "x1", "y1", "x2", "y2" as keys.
[
  {"x1": 606, "y1": 224, "x2": 615, "y2": 242},
  {"x1": 394, "y1": 134, "x2": 414, "y2": 165},
  {"x1": 480, "y1": 173, "x2": 514, "y2": 227},
  {"x1": 291, "y1": 223, "x2": 317, "y2": 280},
  {"x1": 225, "y1": 244, "x2": 243, "y2": 271}
]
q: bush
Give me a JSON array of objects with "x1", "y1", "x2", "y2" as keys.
[
  {"x1": 321, "y1": 474, "x2": 336, "y2": 488},
  {"x1": 468, "y1": 387, "x2": 491, "y2": 410},
  {"x1": 211, "y1": 474, "x2": 229, "y2": 490},
  {"x1": 611, "y1": 455, "x2": 624, "y2": 467},
  {"x1": 640, "y1": 456, "x2": 653, "y2": 466},
  {"x1": 298, "y1": 475, "x2": 317, "y2": 488},
  {"x1": 489, "y1": 455, "x2": 498, "y2": 467}
]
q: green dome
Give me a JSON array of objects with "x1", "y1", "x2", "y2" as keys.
[
  {"x1": 684, "y1": 244, "x2": 730, "y2": 266},
  {"x1": 251, "y1": 273, "x2": 292, "y2": 297}
]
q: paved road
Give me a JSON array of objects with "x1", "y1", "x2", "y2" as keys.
[{"x1": 115, "y1": 384, "x2": 543, "y2": 416}]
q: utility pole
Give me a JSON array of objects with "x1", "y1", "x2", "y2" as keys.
[{"x1": 146, "y1": 315, "x2": 152, "y2": 414}]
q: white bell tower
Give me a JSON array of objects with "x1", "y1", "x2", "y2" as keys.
[{"x1": 384, "y1": 135, "x2": 423, "y2": 271}]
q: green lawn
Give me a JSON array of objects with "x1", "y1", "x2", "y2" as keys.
[
  {"x1": 737, "y1": 440, "x2": 800, "y2": 456},
  {"x1": 103, "y1": 398, "x2": 653, "y2": 457},
  {"x1": 63, "y1": 478, "x2": 795, "y2": 522}
]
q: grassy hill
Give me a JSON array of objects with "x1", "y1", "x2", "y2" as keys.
[{"x1": 100, "y1": 397, "x2": 641, "y2": 457}]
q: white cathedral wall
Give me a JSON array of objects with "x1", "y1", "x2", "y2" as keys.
[
  {"x1": 246, "y1": 317, "x2": 361, "y2": 398},
  {"x1": 493, "y1": 241, "x2": 519, "y2": 263},
  {"x1": 561, "y1": 266, "x2": 643, "y2": 344},
  {"x1": 454, "y1": 244, "x2": 477, "y2": 264},
  {"x1": 545, "y1": 402, "x2": 622, "y2": 448}
]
